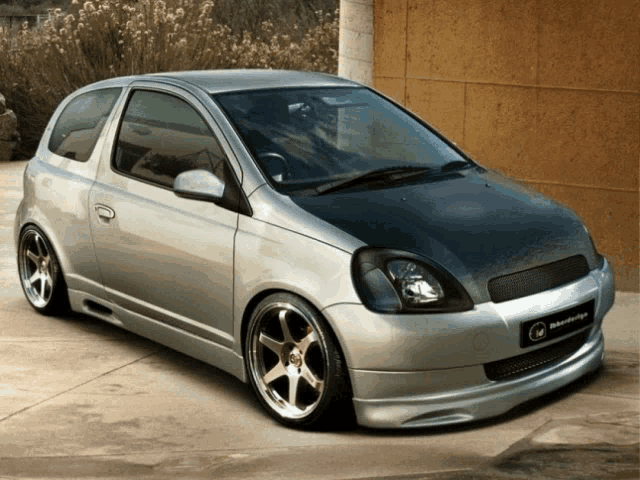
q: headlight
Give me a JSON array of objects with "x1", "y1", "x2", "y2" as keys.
[
  {"x1": 387, "y1": 260, "x2": 444, "y2": 306},
  {"x1": 352, "y1": 248, "x2": 473, "y2": 314}
]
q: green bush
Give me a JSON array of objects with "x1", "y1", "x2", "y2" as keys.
[{"x1": 0, "y1": 0, "x2": 339, "y2": 159}]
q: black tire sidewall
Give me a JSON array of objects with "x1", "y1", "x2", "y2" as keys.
[
  {"x1": 18, "y1": 225, "x2": 69, "y2": 316},
  {"x1": 244, "y1": 292, "x2": 353, "y2": 430}
]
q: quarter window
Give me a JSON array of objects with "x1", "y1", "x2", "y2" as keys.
[
  {"x1": 49, "y1": 88, "x2": 122, "y2": 162},
  {"x1": 114, "y1": 90, "x2": 228, "y2": 188}
]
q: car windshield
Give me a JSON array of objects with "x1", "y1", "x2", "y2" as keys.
[{"x1": 215, "y1": 87, "x2": 470, "y2": 194}]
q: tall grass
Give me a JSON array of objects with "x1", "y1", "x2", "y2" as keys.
[{"x1": 0, "y1": 0, "x2": 339, "y2": 159}]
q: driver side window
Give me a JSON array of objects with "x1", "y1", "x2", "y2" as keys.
[{"x1": 114, "y1": 90, "x2": 228, "y2": 188}]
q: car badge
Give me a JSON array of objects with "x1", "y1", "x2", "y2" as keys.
[{"x1": 529, "y1": 321, "x2": 547, "y2": 342}]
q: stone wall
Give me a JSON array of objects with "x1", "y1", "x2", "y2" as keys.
[
  {"x1": 373, "y1": 0, "x2": 640, "y2": 291},
  {"x1": 339, "y1": 0, "x2": 374, "y2": 86}
]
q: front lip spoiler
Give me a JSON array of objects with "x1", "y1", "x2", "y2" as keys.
[{"x1": 352, "y1": 330, "x2": 605, "y2": 429}]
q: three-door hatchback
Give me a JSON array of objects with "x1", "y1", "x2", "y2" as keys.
[{"x1": 15, "y1": 70, "x2": 615, "y2": 429}]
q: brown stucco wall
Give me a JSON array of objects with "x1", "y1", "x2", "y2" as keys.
[{"x1": 374, "y1": 0, "x2": 640, "y2": 291}]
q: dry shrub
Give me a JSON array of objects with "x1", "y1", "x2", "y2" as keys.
[
  {"x1": 0, "y1": 0, "x2": 339, "y2": 159},
  {"x1": 204, "y1": 0, "x2": 337, "y2": 42}
]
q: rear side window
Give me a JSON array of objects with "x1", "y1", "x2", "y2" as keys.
[{"x1": 49, "y1": 88, "x2": 122, "y2": 162}]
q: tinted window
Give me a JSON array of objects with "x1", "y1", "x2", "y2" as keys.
[
  {"x1": 49, "y1": 88, "x2": 122, "y2": 162},
  {"x1": 216, "y1": 88, "x2": 467, "y2": 193},
  {"x1": 114, "y1": 90, "x2": 228, "y2": 188}
]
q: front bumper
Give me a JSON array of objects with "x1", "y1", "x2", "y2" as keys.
[
  {"x1": 322, "y1": 259, "x2": 615, "y2": 429},
  {"x1": 352, "y1": 330, "x2": 604, "y2": 428}
]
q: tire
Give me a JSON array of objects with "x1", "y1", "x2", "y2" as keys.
[
  {"x1": 244, "y1": 292, "x2": 355, "y2": 430},
  {"x1": 17, "y1": 225, "x2": 70, "y2": 316}
]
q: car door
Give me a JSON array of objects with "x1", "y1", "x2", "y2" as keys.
[{"x1": 89, "y1": 85, "x2": 242, "y2": 346}]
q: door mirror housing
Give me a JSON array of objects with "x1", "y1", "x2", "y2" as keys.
[{"x1": 174, "y1": 169, "x2": 225, "y2": 202}]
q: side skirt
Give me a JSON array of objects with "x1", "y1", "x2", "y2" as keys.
[{"x1": 68, "y1": 289, "x2": 247, "y2": 383}]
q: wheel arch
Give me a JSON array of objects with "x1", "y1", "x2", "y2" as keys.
[
  {"x1": 17, "y1": 220, "x2": 70, "y2": 281},
  {"x1": 239, "y1": 288, "x2": 354, "y2": 378}
]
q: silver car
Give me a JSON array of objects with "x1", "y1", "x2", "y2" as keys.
[{"x1": 14, "y1": 70, "x2": 615, "y2": 430}]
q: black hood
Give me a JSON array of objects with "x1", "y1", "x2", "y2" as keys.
[{"x1": 290, "y1": 169, "x2": 597, "y2": 303}]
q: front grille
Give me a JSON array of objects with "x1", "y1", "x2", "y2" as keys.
[
  {"x1": 488, "y1": 255, "x2": 589, "y2": 303},
  {"x1": 484, "y1": 330, "x2": 590, "y2": 381}
]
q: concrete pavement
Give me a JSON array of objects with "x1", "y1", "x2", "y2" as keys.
[{"x1": 0, "y1": 160, "x2": 638, "y2": 479}]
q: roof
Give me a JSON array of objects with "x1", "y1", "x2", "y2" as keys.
[
  {"x1": 81, "y1": 70, "x2": 362, "y2": 95},
  {"x1": 151, "y1": 70, "x2": 361, "y2": 94}
]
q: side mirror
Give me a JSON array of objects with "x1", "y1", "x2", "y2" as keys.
[{"x1": 174, "y1": 169, "x2": 225, "y2": 202}]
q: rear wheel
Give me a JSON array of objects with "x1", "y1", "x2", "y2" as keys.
[
  {"x1": 245, "y1": 293, "x2": 354, "y2": 430},
  {"x1": 17, "y1": 225, "x2": 70, "y2": 315}
]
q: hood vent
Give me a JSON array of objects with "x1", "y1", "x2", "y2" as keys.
[{"x1": 488, "y1": 255, "x2": 589, "y2": 303}]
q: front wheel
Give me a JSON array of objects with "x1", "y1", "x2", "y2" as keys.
[{"x1": 244, "y1": 293, "x2": 354, "y2": 430}]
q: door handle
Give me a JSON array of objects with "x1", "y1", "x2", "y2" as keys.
[{"x1": 94, "y1": 205, "x2": 115, "y2": 220}]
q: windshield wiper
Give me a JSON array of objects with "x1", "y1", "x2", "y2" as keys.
[
  {"x1": 315, "y1": 165, "x2": 437, "y2": 195},
  {"x1": 440, "y1": 160, "x2": 473, "y2": 172}
]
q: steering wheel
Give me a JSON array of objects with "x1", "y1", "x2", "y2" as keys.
[{"x1": 257, "y1": 152, "x2": 292, "y2": 182}]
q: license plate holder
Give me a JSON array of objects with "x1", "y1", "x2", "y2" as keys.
[{"x1": 521, "y1": 300, "x2": 595, "y2": 348}]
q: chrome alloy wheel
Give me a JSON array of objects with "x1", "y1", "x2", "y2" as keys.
[
  {"x1": 18, "y1": 226, "x2": 69, "y2": 315},
  {"x1": 248, "y1": 302, "x2": 327, "y2": 419},
  {"x1": 19, "y1": 229, "x2": 55, "y2": 308}
]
